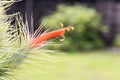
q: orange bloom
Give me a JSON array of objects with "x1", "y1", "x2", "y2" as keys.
[{"x1": 30, "y1": 23, "x2": 74, "y2": 48}]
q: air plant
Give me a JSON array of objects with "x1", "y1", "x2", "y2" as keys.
[{"x1": 0, "y1": 0, "x2": 74, "y2": 80}]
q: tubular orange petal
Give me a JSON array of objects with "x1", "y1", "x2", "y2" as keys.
[{"x1": 30, "y1": 23, "x2": 74, "y2": 48}]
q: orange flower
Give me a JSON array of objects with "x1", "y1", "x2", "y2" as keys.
[{"x1": 30, "y1": 23, "x2": 74, "y2": 48}]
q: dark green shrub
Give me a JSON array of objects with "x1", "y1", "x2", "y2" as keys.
[{"x1": 43, "y1": 4, "x2": 105, "y2": 51}]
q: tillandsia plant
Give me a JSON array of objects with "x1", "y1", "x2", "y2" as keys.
[{"x1": 0, "y1": 0, "x2": 74, "y2": 80}]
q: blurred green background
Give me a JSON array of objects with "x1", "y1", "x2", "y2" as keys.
[
  {"x1": 6, "y1": 0, "x2": 120, "y2": 80},
  {"x1": 12, "y1": 51, "x2": 120, "y2": 80},
  {"x1": 44, "y1": 4, "x2": 105, "y2": 51},
  {"x1": 8, "y1": 0, "x2": 120, "y2": 52}
]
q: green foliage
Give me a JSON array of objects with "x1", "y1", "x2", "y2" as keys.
[
  {"x1": 0, "y1": 1, "x2": 56, "y2": 80},
  {"x1": 43, "y1": 4, "x2": 105, "y2": 51},
  {"x1": 0, "y1": 1, "x2": 28, "y2": 79},
  {"x1": 113, "y1": 34, "x2": 120, "y2": 47}
]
